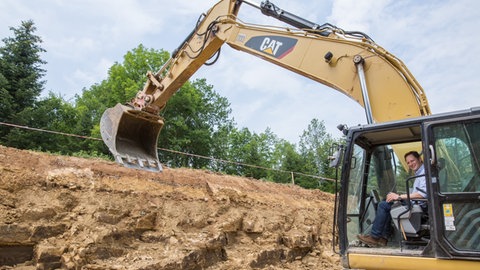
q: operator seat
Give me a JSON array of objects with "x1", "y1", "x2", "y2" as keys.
[
  {"x1": 390, "y1": 195, "x2": 429, "y2": 246},
  {"x1": 390, "y1": 202, "x2": 424, "y2": 235}
]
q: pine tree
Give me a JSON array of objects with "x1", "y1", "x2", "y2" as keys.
[{"x1": 0, "y1": 20, "x2": 46, "y2": 122}]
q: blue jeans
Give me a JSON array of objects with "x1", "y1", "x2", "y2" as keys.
[{"x1": 371, "y1": 201, "x2": 392, "y2": 238}]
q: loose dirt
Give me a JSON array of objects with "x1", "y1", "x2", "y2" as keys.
[{"x1": 0, "y1": 145, "x2": 341, "y2": 269}]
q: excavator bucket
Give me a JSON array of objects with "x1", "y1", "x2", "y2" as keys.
[{"x1": 100, "y1": 103, "x2": 164, "y2": 172}]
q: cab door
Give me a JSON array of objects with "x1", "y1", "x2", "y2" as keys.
[{"x1": 425, "y1": 116, "x2": 480, "y2": 258}]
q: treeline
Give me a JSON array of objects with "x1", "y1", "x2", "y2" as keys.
[{"x1": 0, "y1": 21, "x2": 341, "y2": 192}]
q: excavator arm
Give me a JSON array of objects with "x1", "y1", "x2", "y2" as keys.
[{"x1": 100, "y1": 0, "x2": 431, "y2": 172}]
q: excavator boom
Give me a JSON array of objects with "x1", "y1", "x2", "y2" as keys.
[
  {"x1": 100, "y1": 0, "x2": 239, "y2": 171},
  {"x1": 100, "y1": 0, "x2": 430, "y2": 171}
]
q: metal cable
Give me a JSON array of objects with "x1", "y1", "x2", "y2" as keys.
[{"x1": 0, "y1": 121, "x2": 334, "y2": 182}]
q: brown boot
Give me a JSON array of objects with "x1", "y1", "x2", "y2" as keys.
[{"x1": 357, "y1": 234, "x2": 387, "y2": 247}]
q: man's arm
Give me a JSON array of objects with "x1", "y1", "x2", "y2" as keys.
[
  {"x1": 401, "y1": 192, "x2": 425, "y2": 200},
  {"x1": 386, "y1": 190, "x2": 426, "y2": 202}
]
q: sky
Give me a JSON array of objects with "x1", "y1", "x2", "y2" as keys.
[{"x1": 1, "y1": 0, "x2": 479, "y2": 144}]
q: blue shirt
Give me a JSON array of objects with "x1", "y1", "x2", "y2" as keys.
[{"x1": 412, "y1": 164, "x2": 427, "y2": 203}]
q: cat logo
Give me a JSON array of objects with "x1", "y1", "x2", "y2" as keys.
[
  {"x1": 260, "y1": 37, "x2": 283, "y2": 55},
  {"x1": 244, "y1": 35, "x2": 297, "y2": 59}
]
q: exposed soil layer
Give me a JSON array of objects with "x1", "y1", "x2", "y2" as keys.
[{"x1": 0, "y1": 145, "x2": 340, "y2": 269}]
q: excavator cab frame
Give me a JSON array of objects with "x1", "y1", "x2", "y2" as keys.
[{"x1": 335, "y1": 108, "x2": 480, "y2": 269}]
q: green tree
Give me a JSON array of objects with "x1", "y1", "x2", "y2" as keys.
[
  {"x1": 298, "y1": 119, "x2": 337, "y2": 191},
  {"x1": 223, "y1": 127, "x2": 254, "y2": 175},
  {"x1": 266, "y1": 139, "x2": 295, "y2": 183},
  {"x1": 4, "y1": 93, "x2": 79, "y2": 153},
  {"x1": 74, "y1": 44, "x2": 170, "y2": 153},
  {"x1": 278, "y1": 141, "x2": 305, "y2": 184},
  {"x1": 0, "y1": 20, "x2": 46, "y2": 141},
  {"x1": 0, "y1": 74, "x2": 13, "y2": 122},
  {"x1": 208, "y1": 122, "x2": 234, "y2": 171},
  {"x1": 75, "y1": 44, "x2": 169, "y2": 130},
  {"x1": 246, "y1": 128, "x2": 280, "y2": 179},
  {"x1": 158, "y1": 79, "x2": 233, "y2": 168},
  {"x1": 75, "y1": 44, "x2": 234, "y2": 166},
  {"x1": 0, "y1": 20, "x2": 46, "y2": 121}
]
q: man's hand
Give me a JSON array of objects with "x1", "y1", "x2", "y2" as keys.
[{"x1": 386, "y1": 192, "x2": 401, "y2": 203}]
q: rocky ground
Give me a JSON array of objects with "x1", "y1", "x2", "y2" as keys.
[{"x1": 0, "y1": 145, "x2": 340, "y2": 269}]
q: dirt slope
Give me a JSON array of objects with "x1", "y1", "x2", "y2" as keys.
[{"x1": 0, "y1": 145, "x2": 340, "y2": 269}]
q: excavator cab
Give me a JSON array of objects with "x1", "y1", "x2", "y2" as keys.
[
  {"x1": 100, "y1": 103, "x2": 164, "y2": 172},
  {"x1": 335, "y1": 108, "x2": 480, "y2": 269}
]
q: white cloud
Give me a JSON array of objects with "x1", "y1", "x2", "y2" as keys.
[
  {"x1": 72, "y1": 58, "x2": 112, "y2": 87},
  {"x1": 329, "y1": 0, "x2": 391, "y2": 32},
  {"x1": 327, "y1": 0, "x2": 480, "y2": 117}
]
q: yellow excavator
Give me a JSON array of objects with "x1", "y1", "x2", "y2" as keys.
[
  {"x1": 100, "y1": 0, "x2": 480, "y2": 268},
  {"x1": 100, "y1": 0, "x2": 430, "y2": 172}
]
